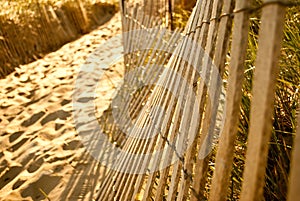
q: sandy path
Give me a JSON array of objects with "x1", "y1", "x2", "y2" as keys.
[{"x1": 0, "y1": 12, "x2": 123, "y2": 201}]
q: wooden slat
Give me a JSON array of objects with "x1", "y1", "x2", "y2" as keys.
[
  {"x1": 178, "y1": 0, "x2": 232, "y2": 200},
  {"x1": 167, "y1": 161, "x2": 182, "y2": 201},
  {"x1": 118, "y1": 30, "x2": 182, "y2": 201},
  {"x1": 110, "y1": 11, "x2": 175, "y2": 201},
  {"x1": 148, "y1": 1, "x2": 204, "y2": 199},
  {"x1": 136, "y1": 10, "x2": 206, "y2": 200},
  {"x1": 209, "y1": 0, "x2": 251, "y2": 200},
  {"x1": 125, "y1": 29, "x2": 191, "y2": 199},
  {"x1": 157, "y1": 4, "x2": 210, "y2": 198},
  {"x1": 96, "y1": 8, "x2": 181, "y2": 200},
  {"x1": 190, "y1": 0, "x2": 224, "y2": 199},
  {"x1": 129, "y1": 33, "x2": 184, "y2": 201},
  {"x1": 240, "y1": 1, "x2": 287, "y2": 200},
  {"x1": 192, "y1": 0, "x2": 234, "y2": 199},
  {"x1": 287, "y1": 110, "x2": 300, "y2": 201}
]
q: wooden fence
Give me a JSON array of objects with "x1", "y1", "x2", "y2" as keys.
[
  {"x1": 95, "y1": 0, "x2": 299, "y2": 200},
  {"x1": 0, "y1": 1, "x2": 115, "y2": 78},
  {"x1": 120, "y1": 0, "x2": 174, "y2": 35}
]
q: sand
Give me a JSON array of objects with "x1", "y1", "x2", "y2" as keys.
[{"x1": 0, "y1": 12, "x2": 124, "y2": 201}]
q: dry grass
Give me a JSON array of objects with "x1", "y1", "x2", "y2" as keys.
[
  {"x1": 231, "y1": 5, "x2": 300, "y2": 201},
  {"x1": 0, "y1": 0, "x2": 118, "y2": 78},
  {"x1": 172, "y1": 2, "x2": 299, "y2": 200}
]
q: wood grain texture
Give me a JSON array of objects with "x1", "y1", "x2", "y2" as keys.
[
  {"x1": 240, "y1": 1, "x2": 286, "y2": 201},
  {"x1": 209, "y1": 0, "x2": 251, "y2": 200},
  {"x1": 287, "y1": 110, "x2": 300, "y2": 201}
]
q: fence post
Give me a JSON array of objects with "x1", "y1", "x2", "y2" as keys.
[
  {"x1": 240, "y1": 1, "x2": 286, "y2": 200},
  {"x1": 209, "y1": 0, "x2": 251, "y2": 200},
  {"x1": 287, "y1": 110, "x2": 300, "y2": 201}
]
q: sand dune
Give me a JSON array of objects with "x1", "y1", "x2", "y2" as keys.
[{"x1": 0, "y1": 13, "x2": 123, "y2": 201}]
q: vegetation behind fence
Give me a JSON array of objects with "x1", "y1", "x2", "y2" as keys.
[{"x1": 0, "y1": 0, "x2": 116, "y2": 78}]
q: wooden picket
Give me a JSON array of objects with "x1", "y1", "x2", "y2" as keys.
[
  {"x1": 287, "y1": 111, "x2": 300, "y2": 201},
  {"x1": 209, "y1": 0, "x2": 252, "y2": 200},
  {"x1": 240, "y1": 1, "x2": 287, "y2": 200}
]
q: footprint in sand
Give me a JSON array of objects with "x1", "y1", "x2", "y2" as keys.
[
  {"x1": 10, "y1": 138, "x2": 29, "y2": 152},
  {"x1": 40, "y1": 110, "x2": 71, "y2": 126},
  {"x1": 21, "y1": 175, "x2": 62, "y2": 201},
  {"x1": 63, "y1": 140, "x2": 83, "y2": 150},
  {"x1": 20, "y1": 152, "x2": 36, "y2": 167},
  {"x1": 60, "y1": 99, "x2": 71, "y2": 106},
  {"x1": 12, "y1": 179, "x2": 26, "y2": 190},
  {"x1": 9, "y1": 131, "x2": 25, "y2": 143},
  {"x1": 27, "y1": 157, "x2": 44, "y2": 173},
  {"x1": 0, "y1": 159, "x2": 8, "y2": 176},
  {"x1": 21, "y1": 111, "x2": 46, "y2": 127},
  {"x1": 0, "y1": 166, "x2": 23, "y2": 190}
]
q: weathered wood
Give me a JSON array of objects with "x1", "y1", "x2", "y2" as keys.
[
  {"x1": 95, "y1": 6, "x2": 181, "y2": 199},
  {"x1": 190, "y1": 0, "x2": 224, "y2": 200},
  {"x1": 287, "y1": 111, "x2": 300, "y2": 201},
  {"x1": 181, "y1": 0, "x2": 197, "y2": 10},
  {"x1": 240, "y1": 1, "x2": 286, "y2": 200},
  {"x1": 209, "y1": 0, "x2": 251, "y2": 200}
]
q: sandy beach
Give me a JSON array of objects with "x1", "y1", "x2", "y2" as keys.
[{"x1": 0, "y1": 12, "x2": 123, "y2": 201}]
